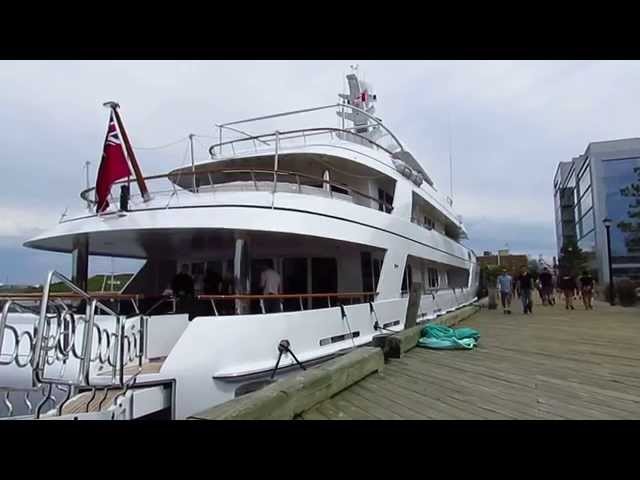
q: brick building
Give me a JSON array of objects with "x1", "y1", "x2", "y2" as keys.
[{"x1": 477, "y1": 252, "x2": 528, "y2": 275}]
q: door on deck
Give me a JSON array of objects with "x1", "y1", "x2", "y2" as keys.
[
  {"x1": 282, "y1": 258, "x2": 308, "y2": 311},
  {"x1": 311, "y1": 257, "x2": 338, "y2": 309}
]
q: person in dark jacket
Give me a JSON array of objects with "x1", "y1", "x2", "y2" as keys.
[
  {"x1": 578, "y1": 270, "x2": 595, "y2": 310},
  {"x1": 517, "y1": 268, "x2": 534, "y2": 314},
  {"x1": 558, "y1": 271, "x2": 577, "y2": 310},
  {"x1": 539, "y1": 267, "x2": 554, "y2": 305},
  {"x1": 219, "y1": 273, "x2": 235, "y2": 315},
  {"x1": 203, "y1": 269, "x2": 222, "y2": 295},
  {"x1": 171, "y1": 264, "x2": 195, "y2": 314}
]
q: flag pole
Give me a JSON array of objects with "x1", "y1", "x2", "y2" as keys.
[
  {"x1": 103, "y1": 101, "x2": 151, "y2": 202},
  {"x1": 189, "y1": 133, "x2": 196, "y2": 192}
]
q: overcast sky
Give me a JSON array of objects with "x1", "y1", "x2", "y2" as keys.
[{"x1": 1, "y1": 60, "x2": 639, "y2": 284}]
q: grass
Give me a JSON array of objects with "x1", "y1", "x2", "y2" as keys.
[{"x1": 0, "y1": 274, "x2": 135, "y2": 294}]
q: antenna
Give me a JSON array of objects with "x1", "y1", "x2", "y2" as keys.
[
  {"x1": 84, "y1": 161, "x2": 91, "y2": 189},
  {"x1": 189, "y1": 133, "x2": 196, "y2": 192},
  {"x1": 448, "y1": 116, "x2": 453, "y2": 199},
  {"x1": 84, "y1": 161, "x2": 91, "y2": 209}
]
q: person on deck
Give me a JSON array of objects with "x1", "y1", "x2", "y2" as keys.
[
  {"x1": 517, "y1": 268, "x2": 534, "y2": 314},
  {"x1": 536, "y1": 278, "x2": 544, "y2": 303},
  {"x1": 171, "y1": 264, "x2": 195, "y2": 314},
  {"x1": 558, "y1": 271, "x2": 577, "y2": 310},
  {"x1": 551, "y1": 271, "x2": 557, "y2": 305},
  {"x1": 578, "y1": 270, "x2": 595, "y2": 310},
  {"x1": 260, "y1": 262, "x2": 282, "y2": 314},
  {"x1": 218, "y1": 273, "x2": 235, "y2": 315},
  {"x1": 539, "y1": 267, "x2": 554, "y2": 305},
  {"x1": 496, "y1": 269, "x2": 514, "y2": 315},
  {"x1": 203, "y1": 269, "x2": 222, "y2": 295}
]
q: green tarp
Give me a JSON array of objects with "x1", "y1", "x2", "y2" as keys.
[{"x1": 417, "y1": 324, "x2": 480, "y2": 350}]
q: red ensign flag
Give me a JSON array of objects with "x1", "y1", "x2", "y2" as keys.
[{"x1": 96, "y1": 112, "x2": 131, "y2": 212}]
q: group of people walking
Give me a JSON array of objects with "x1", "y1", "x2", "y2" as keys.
[{"x1": 496, "y1": 267, "x2": 595, "y2": 314}]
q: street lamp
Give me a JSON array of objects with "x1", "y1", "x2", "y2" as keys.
[{"x1": 603, "y1": 217, "x2": 614, "y2": 305}]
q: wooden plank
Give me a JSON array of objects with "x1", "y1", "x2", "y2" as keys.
[
  {"x1": 393, "y1": 351, "x2": 605, "y2": 419},
  {"x1": 61, "y1": 388, "x2": 124, "y2": 415},
  {"x1": 348, "y1": 382, "x2": 437, "y2": 419},
  {"x1": 373, "y1": 370, "x2": 504, "y2": 419},
  {"x1": 329, "y1": 396, "x2": 379, "y2": 420},
  {"x1": 299, "y1": 408, "x2": 330, "y2": 420},
  {"x1": 380, "y1": 366, "x2": 530, "y2": 419},
  {"x1": 315, "y1": 399, "x2": 352, "y2": 420},
  {"x1": 337, "y1": 388, "x2": 407, "y2": 420},
  {"x1": 384, "y1": 361, "x2": 552, "y2": 419},
  {"x1": 431, "y1": 333, "x2": 640, "y2": 396},
  {"x1": 353, "y1": 375, "x2": 475, "y2": 419},
  {"x1": 190, "y1": 346, "x2": 383, "y2": 420}
]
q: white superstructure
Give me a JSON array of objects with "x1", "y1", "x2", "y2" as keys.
[{"x1": 0, "y1": 71, "x2": 479, "y2": 420}]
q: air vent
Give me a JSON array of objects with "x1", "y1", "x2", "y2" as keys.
[
  {"x1": 319, "y1": 331, "x2": 360, "y2": 346},
  {"x1": 382, "y1": 320, "x2": 400, "y2": 329}
]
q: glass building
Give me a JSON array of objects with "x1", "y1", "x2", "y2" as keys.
[
  {"x1": 554, "y1": 138, "x2": 640, "y2": 283},
  {"x1": 554, "y1": 161, "x2": 578, "y2": 252}
]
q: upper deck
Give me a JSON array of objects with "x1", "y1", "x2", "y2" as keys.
[
  {"x1": 72, "y1": 104, "x2": 462, "y2": 226},
  {"x1": 25, "y1": 74, "x2": 469, "y2": 257}
]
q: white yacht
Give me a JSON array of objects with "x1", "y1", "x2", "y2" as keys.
[{"x1": 0, "y1": 71, "x2": 479, "y2": 420}]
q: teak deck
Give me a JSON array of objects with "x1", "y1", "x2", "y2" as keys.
[{"x1": 301, "y1": 300, "x2": 640, "y2": 419}]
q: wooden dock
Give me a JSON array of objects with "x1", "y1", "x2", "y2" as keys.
[{"x1": 299, "y1": 300, "x2": 640, "y2": 419}]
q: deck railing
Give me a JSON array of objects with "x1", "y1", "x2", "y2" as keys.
[
  {"x1": 208, "y1": 126, "x2": 397, "y2": 159},
  {"x1": 78, "y1": 165, "x2": 394, "y2": 215},
  {"x1": 0, "y1": 272, "x2": 147, "y2": 418},
  {"x1": 77, "y1": 107, "x2": 404, "y2": 215},
  {"x1": 197, "y1": 291, "x2": 378, "y2": 316},
  {"x1": 212, "y1": 103, "x2": 404, "y2": 156}
]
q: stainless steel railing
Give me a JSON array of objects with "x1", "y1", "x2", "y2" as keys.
[
  {"x1": 76, "y1": 114, "x2": 402, "y2": 219},
  {"x1": 78, "y1": 166, "x2": 394, "y2": 214},
  {"x1": 198, "y1": 291, "x2": 378, "y2": 316},
  {"x1": 213, "y1": 103, "x2": 404, "y2": 156},
  {"x1": 208, "y1": 126, "x2": 397, "y2": 159},
  {"x1": 0, "y1": 271, "x2": 148, "y2": 419}
]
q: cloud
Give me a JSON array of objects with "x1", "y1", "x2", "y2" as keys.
[
  {"x1": 0, "y1": 206, "x2": 60, "y2": 238},
  {"x1": 1, "y1": 60, "x2": 639, "y2": 282},
  {"x1": 463, "y1": 216, "x2": 557, "y2": 261}
]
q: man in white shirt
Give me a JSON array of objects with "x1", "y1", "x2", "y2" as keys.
[{"x1": 260, "y1": 263, "x2": 282, "y2": 313}]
